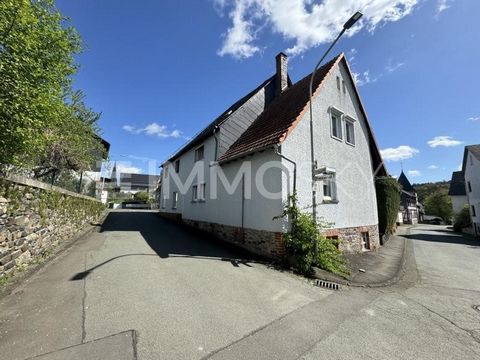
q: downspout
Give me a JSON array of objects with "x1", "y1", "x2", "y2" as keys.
[
  {"x1": 213, "y1": 125, "x2": 220, "y2": 161},
  {"x1": 274, "y1": 145, "x2": 296, "y2": 195}
]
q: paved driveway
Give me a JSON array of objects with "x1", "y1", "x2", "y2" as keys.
[{"x1": 0, "y1": 210, "x2": 330, "y2": 360}]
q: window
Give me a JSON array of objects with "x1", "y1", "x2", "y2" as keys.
[
  {"x1": 345, "y1": 119, "x2": 355, "y2": 145},
  {"x1": 161, "y1": 196, "x2": 166, "y2": 209},
  {"x1": 195, "y1": 146, "x2": 204, "y2": 161},
  {"x1": 172, "y1": 192, "x2": 178, "y2": 209},
  {"x1": 331, "y1": 112, "x2": 342, "y2": 140},
  {"x1": 472, "y1": 205, "x2": 477, "y2": 217},
  {"x1": 174, "y1": 160, "x2": 180, "y2": 173},
  {"x1": 342, "y1": 80, "x2": 346, "y2": 94},
  {"x1": 192, "y1": 185, "x2": 198, "y2": 201},
  {"x1": 199, "y1": 183, "x2": 206, "y2": 200},
  {"x1": 336, "y1": 76, "x2": 340, "y2": 90},
  {"x1": 361, "y1": 232, "x2": 370, "y2": 250},
  {"x1": 468, "y1": 181, "x2": 472, "y2": 192},
  {"x1": 323, "y1": 173, "x2": 337, "y2": 202}
]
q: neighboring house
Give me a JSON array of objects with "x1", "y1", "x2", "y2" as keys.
[
  {"x1": 159, "y1": 53, "x2": 387, "y2": 257},
  {"x1": 448, "y1": 170, "x2": 468, "y2": 214},
  {"x1": 462, "y1": 145, "x2": 480, "y2": 237},
  {"x1": 117, "y1": 173, "x2": 160, "y2": 194},
  {"x1": 397, "y1": 171, "x2": 422, "y2": 224}
]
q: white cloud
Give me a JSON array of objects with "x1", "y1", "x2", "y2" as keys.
[
  {"x1": 407, "y1": 170, "x2": 421, "y2": 177},
  {"x1": 386, "y1": 61, "x2": 404, "y2": 73},
  {"x1": 468, "y1": 116, "x2": 480, "y2": 122},
  {"x1": 123, "y1": 122, "x2": 185, "y2": 139},
  {"x1": 116, "y1": 164, "x2": 142, "y2": 174},
  {"x1": 437, "y1": 0, "x2": 453, "y2": 14},
  {"x1": 427, "y1": 165, "x2": 438, "y2": 170},
  {"x1": 215, "y1": 0, "x2": 421, "y2": 58},
  {"x1": 380, "y1": 145, "x2": 419, "y2": 162},
  {"x1": 427, "y1": 136, "x2": 463, "y2": 148}
]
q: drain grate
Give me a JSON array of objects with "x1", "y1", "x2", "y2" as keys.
[
  {"x1": 315, "y1": 279, "x2": 340, "y2": 290},
  {"x1": 473, "y1": 305, "x2": 480, "y2": 312}
]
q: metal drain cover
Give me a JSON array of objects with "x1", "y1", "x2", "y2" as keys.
[{"x1": 473, "y1": 305, "x2": 480, "y2": 312}]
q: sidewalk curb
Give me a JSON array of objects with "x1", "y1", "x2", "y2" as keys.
[
  {"x1": 0, "y1": 210, "x2": 110, "y2": 300},
  {"x1": 313, "y1": 226, "x2": 414, "y2": 288}
]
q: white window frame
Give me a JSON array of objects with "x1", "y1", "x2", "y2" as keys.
[
  {"x1": 330, "y1": 107, "x2": 343, "y2": 141},
  {"x1": 199, "y1": 183, "x2": 206, "y2": 201},
  {"x1": 172, "y1": 192, "x2": 178, "y2": 209},
  {"x1": 195, "y1": 146, "x2": 205, "y2": 162},
  {"x1": 318, "y1": 167, "x2": 337, "y2": 203},
  {"x1": 344, "y1": 115, "x2": 356, "y2": 146}
]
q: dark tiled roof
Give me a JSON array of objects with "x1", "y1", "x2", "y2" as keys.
[
  {"x1": 165, "y1": 75, "x2": 278, "y2": 164},
  {"x1": 398, "y1": 171, "x2": 415, "y2": 193},
  {"x1": 448, "y1": 171, "x2": 466, "y2": 196},
  {"x1": 462, "y1": 144, "x2": 480, "y2": 172},
  {"x1": 218, "y1": 55, "x2": 341, "y2": 163}
]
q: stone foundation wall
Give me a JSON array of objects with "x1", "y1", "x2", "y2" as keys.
[
  {"x1": 0, "y1": 175, "x2": 105, "y2": 279},
  {"x1": 324, "y1": 224, "x2": 380, "y2": 253},
  {"x1": 181, "y1": 219, "x2": 285, "y2": 259}
]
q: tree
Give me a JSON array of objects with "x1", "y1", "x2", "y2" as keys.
[
  {"x1": 0, "y1": 0, "x2": 104, "y2": 174},
  {"x1": 424, "y1": 190, "x2": 453, "y2": 222},
  {"x1": 133, "y1": 191, "x2": 150, "y2": 202}
]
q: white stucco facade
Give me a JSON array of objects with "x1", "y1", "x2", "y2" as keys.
[
  {"x1": 280, "y1": 61, "x2": 379, "y2": 230},
  {"x1": 464, "y1": 149, "x2": 480, "y2": 236}
]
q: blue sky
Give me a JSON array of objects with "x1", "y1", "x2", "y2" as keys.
[{"x1": 56, "y1": 0, "x2": 479, "y2": 183}]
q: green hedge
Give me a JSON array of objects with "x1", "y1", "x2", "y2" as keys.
[{"x1": 375, "y1": 177, "x2": 401, "y2": 235}]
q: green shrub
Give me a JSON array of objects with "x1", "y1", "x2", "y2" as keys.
[
  {"x1": 276, "y1": 194, "x2": 349, "y2": 277},
  {"x1": 133, "y1": 191, "x2": 149, "y2": 202},
  {"x1": 453, "y1": 205, "x2": 471, "y2": 232},
  {"x1": 375, "y1": 177, "x2": 401, "y2": 235}
]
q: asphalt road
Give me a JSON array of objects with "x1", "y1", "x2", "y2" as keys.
[{"x1": 0, "y1": 213, "x2": 479, "y2": 359}]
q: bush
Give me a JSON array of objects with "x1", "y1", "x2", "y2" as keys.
[
  {"x1": 276, "y1": 195, "x2": 349, "y2": 277},
  {"x1": 453, "y1": 205, "x2": 471, "y2": 232},
  {"x1": 375, "y1": 177, "x2": 401, "y2": 235},
  {"x1": 133, "y1": 191, "x2": 149, "y2": 202}
]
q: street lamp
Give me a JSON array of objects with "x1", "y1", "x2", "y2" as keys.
[{"x1": 309, "y1": 11, "x2": 363, "y2": 224}]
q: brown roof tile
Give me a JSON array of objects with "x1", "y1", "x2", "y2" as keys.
[{"x1": 218, "y1": 55, "x2": 342, "y2": 163}]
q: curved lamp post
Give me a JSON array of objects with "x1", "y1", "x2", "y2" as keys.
[{"x1": 309, "y1": 11, "x2": 363, "y2": 225}]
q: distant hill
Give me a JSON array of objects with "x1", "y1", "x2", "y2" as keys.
[{"x1": 413, "y1": 181, "x2": 450, "y2": 204}]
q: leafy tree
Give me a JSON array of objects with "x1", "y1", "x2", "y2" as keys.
[
  {"x1": 133, "y1": 191, "x2": 150, "y2": 202},
  {"x1": 413, "y1": 181, "x2": 450, "y2": 204},
  {"x1": 0, "y1": 0, "x2": 104, "y2": 175},
  {"x1": 424, "y1": 190, "x2": 453, "y2": 222}
]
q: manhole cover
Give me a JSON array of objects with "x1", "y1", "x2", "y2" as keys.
[{"x1": 473, "y1": 305, "x2": 480, "y2": 312}]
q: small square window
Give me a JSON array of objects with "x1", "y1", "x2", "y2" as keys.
[
  {"x1": 361, "y1": 232, "x2": 370, "y2": 250},
  {"x1": 345, "y1": 120, "x2": 355, "y2": 145},
  {"x1": 174, "y1": 160, "x2": 180, "y2": 173},
  {"x1": 331, "y1": 113, "x2": 342, "y2": 140},
  {"x1": 323, "y1": 173, "x2": 337, "y2": 202},
  {"x1": 195, "y1": 146, "x2": 204, "y2": 161},
  {"x1": 172, "y1": 192, "x2": 178, "y2": 209}
]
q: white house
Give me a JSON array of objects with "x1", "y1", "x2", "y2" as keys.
[
  {"x1": 448, "y1": 170, "x2": 468, "y2": 214},
  {"x1": 462, "y1": 145, "x2": 480, "y2": 237},
  {"x1": 159, "y1": 53, "x2": 387, "y2": 257}
]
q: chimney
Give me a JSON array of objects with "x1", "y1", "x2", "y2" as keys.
[{"x1": 275, "y1": 52, "x2": 288, "y2": 97}]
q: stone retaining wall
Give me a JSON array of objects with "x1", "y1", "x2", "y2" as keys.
[{"x1": 0, "y1": 175, "x2": 105, "y2": 279}]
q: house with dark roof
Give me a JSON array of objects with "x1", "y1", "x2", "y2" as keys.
[
  {"x1": 462, "y1": 145, "x2": 480, "y2": 237},
  {"x1": 159, "y1": 53, "x2": 387, "y2": 257},
  {"x1": 397, "y1": 171, "x2": 423, "y2": 224},
  {"x1": 448, "y1": 171, "x2": 467, "y2": 214}
]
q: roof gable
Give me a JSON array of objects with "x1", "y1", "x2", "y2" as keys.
[
  {"x1": 462, "y1": 144, "x2": 480, "y2": 172},
  {"x1": 218, "y1": 54, "x2": 387, "y2": 177},
  {"x1": 398, "y1": 171, "x2": 415, "y2": 193},
  {"x1": 448, "y1": 171, "x2": 466, "y2": 196}
]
